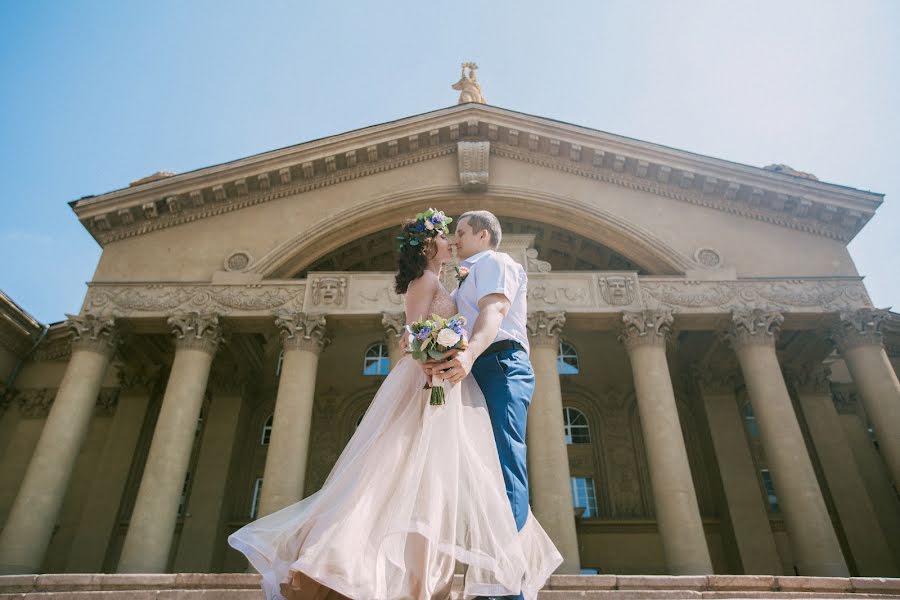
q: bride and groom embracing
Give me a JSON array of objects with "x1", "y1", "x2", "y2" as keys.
[{"x1": 228, "y1": 210, "x2": 563, "y2": 600}]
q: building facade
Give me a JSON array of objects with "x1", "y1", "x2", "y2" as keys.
[{"x1": 1, "y1": 103, "x2": 899, "y2": 577}]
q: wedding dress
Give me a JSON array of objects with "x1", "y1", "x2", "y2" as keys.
[{"x1": 228, "y1": 291, "x2": 562, "y2": 600}]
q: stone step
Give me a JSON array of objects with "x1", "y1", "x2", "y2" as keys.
[{"x1": 1, "y1": 574, "x2": 898, "y2": 599}]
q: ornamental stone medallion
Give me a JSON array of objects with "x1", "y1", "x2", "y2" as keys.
[{"x1": 224, "y1": 250, "x2": 252, "y2": 272}]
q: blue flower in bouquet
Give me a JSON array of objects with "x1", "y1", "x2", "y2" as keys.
[{"x1": 416, "y1": 326, "x2": 432, "y2": 341}]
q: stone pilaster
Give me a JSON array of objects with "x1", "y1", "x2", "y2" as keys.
[
  {"x1": 726, "y1": 310, "x2": 847, "y2": 576},
  {"x1": 787, "y1": 363, "x2": 897, "y2": 575},
  {"x1": 0, "y1": 314, "x2": 118, "y2": 574},
  {"x1": 381, "y1": 311, "x2": 406, "y2": 368},
  {"x1": 619, "y1": 310, "x2": 712, "y2": 575},
  {"x1": 257, "y1": 312, "x2": 329, "y2": 518},
  {"x1": 65, "y1": 367, "x2": 157, "y2": 573},
  {"x1": 831, "y1": 308, "x2": 900, "y2": 492},
  {"x1": 526, "y1": 310, "x2": 581, "y2": 573},
  {"x1": 117, "y1": 313, "x2": 221, "y2": 573},
  {"x1": 694, "y1": 363, "x2": 782, "y2": 574}
]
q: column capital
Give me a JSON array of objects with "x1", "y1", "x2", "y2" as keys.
[
  {"x1": 691, "y1": 362, "x2": 739, "y2": 395},
  {"x1": 381, "y1": 311, "x2": 406, "y2": 339},
  {"x1": 618, "y1": 309, "x2": 673, "y2": 351},
  {"x1": 527, "y1": 310, "x2": 566, "y2": 347},
  {"x1": 784, "y1": 362, "x2": 832, "y2": 395},
  {"x1": 726, "y1": 309, "x2": 783, "y2": 349},
  {"x1": 274, "y1": 311, "x2": 330, "y2": 353},
  {"x1": 65, "y1": 313, "x2": 119, "y2": 357},
  {"x1": 167, "y1": 312, "x2": 222, "y2": 355},
  {"x1": 831, "y1": 308, "x2": 889, "y2": 352}
]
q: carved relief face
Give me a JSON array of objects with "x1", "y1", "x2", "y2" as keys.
[
  {"x1": 312, "y1": 277, "x2": 346, "y2": 306},
  {"x1": 599, "y1": 275, "x2": 635, "y2": 306}
]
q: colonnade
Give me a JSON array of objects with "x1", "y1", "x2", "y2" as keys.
[{"x1": 1, "y1": 307, "x2": 898, "y2": 576}]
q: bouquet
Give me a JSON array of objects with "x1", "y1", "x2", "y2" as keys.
[{"x1": 406, "y1": 313, "x2": 468, "y2": 405}]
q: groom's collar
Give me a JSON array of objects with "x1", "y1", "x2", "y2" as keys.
[{"x1": 460, "y1": 249, "x2": 492, "y2": 267}]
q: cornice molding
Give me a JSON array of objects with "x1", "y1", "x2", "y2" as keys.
[{"x1": 71, "y1": 105, "x2": 880, "y2": 247}]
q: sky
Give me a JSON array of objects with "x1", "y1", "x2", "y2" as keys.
[{"x1": 1, "y1": 0, "x2": 898, "y2": 324}]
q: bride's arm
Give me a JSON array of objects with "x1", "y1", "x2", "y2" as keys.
[{"x1": 401, "y1": 272, "x2": 438, "y2": 371}]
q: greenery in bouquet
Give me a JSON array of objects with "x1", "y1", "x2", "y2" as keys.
[{"x1": 406, "y1": 313, "x2": 468, "y2": 405}]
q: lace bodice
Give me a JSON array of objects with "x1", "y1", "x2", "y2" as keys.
[{"x1": 428, "y1": 284, "x2": 458, "y2": 319}]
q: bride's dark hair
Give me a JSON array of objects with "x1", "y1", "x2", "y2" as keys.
[{"x1": 394, "y1": 219, "x2": 439, "y2": 294}]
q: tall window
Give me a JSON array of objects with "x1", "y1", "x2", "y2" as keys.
[
  {"x1": 364, "y1": 343, "x2": 390, "y2": 375},
  {"x1": 261, "y1": 414, "x2": 273, "y2": 445},
  {"x1": 760, "y1": 469, "x2": 780, "y2": 512},
  {"x1": 250, "y1": 477, "x2": 264, "y2": 519},
  {"x1": 742, "y1": 401, "x2": 760, "y2": 440},
  {"x1": 275, "y1": 350, "x2": 284, "y2": 377},
  {"x1": 563, "y1": 407, "x2": 591, "y2": 444},
  {"x1": 558, "y1": 341, "x2": 579, "y2": 374},
  {"x1": 570, "y1": 477, "x2": 598, "y2": 518},
  {"x1": 178, "y1": 471, "x2": 192, "y2": 517}
]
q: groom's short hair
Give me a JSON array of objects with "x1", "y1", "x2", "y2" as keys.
[{"x1": 459, "y1": 210, "x2": 502, "y2": 249}]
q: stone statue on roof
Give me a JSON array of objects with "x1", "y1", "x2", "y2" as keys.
[{"x1": 452, "y1": 62, "x2": 486, "y2": 105}]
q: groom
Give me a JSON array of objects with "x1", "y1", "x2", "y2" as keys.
[{"x1": 429, "y1": 210, "x2": 534, "y2": 600}]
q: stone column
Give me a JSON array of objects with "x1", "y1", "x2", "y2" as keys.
[
  {"x1": 0, "y1": 315, "x2": 117, "y2": 574},
  {"x1": 382, "y1": 312, "x2": 406, "y2": 368},
  {"x1": 117, "y1": 313, "x2": 222, "y2": 573},
  {"x1": 526, "y1": 311, "x2": 581, "y2": 573},
  {"x1": 790, "y1": 364, "x2": 898, "y2": 575},
  {"x1": 0, "y1": 390, "x2": 51, "y2": 521},
  {"x1": 695, "y1": 365, "x2": 782, "y2": 574},
  {"x1": 727, "y1": 310, "x2": 848, "y2": 576},
  {"x1": 65, "y1": 369, "x2": 156, "y2": 573},
  {"x1": 257, "y1": 312, "x2": 328, "y2": 517},
  {"x1": 173, "y1": 369, "x2": 246, "y2": 572},
  {"x1": 619, "y1": 310, "x2": 712, "y2": 575},
  {"x1": 832, "y1": 309, "x2": 900, "y2": 492}
]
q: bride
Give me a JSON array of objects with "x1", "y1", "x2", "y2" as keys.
[{"x1": 228, "y1": 210, "x2": 562, "y2": 600}]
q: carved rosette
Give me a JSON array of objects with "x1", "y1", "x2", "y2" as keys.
[
  {"x1": 526, "y1": 311, "x2": 566, "y2": 348},
  {"x1": 274, "y1": 312, "x2": 330, "y2": 354},
  {"x1": 66, "y1": 313, "x2": 119, "y2": 357},
  {"x1": 725, "y1": 310, "x2": 784, "y2": 349},
  {"x1": 167, "y1": 312, "x2": 223, "y2": 355},
  {"x1": 785, "y1": 363, "x2": 832, "y2": 395},
  {"x1": 17, "y1": 388, "x2": 55, "y2": 418},
  {"x1": 618, "y1": 310, "x2": 673, "y2": 351},
  {"x1": 381, "y1": 312, "x2": 406, "y2": 340},
  {"x1": 831, "y1": 308, "x2": 889, "y2": 352}
]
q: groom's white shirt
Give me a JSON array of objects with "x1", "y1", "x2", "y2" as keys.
[{"x1": 452, "y1": 249, "x2": 530, "y2": 355}]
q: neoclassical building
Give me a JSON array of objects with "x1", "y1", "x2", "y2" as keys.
[{"x1": 1, "y1": 100, "x2": 899, "y2": 581}]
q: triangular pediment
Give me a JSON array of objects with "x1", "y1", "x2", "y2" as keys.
[{"x1": 70, "y1": 104, "x2": 882, "y2": 246}]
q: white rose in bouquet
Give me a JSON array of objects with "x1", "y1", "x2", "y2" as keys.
[{"x1": 436, "y1": 327, "x2": 461, "y2": 348}]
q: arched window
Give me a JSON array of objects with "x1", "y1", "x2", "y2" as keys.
[
  {"x1": 563, "y1": 407, "x2": 591, "y2": 444},
  {"x1": 250, "y1": 477, "x2": 263, "y2": 519},
  {"x1": 261, "y1": 415, "x2": 273, "y2": 445},
  {"x1": 558, "y1": 341, "x2": 579, "y2": 374},
  {"x1": 364, "y1": 343, "x2": 390, "y2": 375}
]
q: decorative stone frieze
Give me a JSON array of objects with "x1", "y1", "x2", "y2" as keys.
[
  {"x1": 116, "y1": 366, "x2": 158, "y2": 393},
  {"x1": 457, "y1": 140, "x2": 489, "y2": 192},
  {"x1": 65, "y1": 314, "x2": 119, "y2": 357},
  {"x1": 274, "y1": 312, "x2": 330, "y2": 353},
  {"x1": 831, "y1": 308, "x2": 889, "y2": 352},
  {"x1": 618, "y1": 310, "x2": 673, "y2": 350},
  {"x1": 526, "y1": 311, "x2": 565, "y2": 347},
  {"x1": 167, "y1": 312, "x2": 223, "y2": 355},
  {"x1": 95, "y1": 388, "x2": 120, "y2": 417},
  {"x1": 725, "y1": 310, "x2": 784, "y2": 349}
]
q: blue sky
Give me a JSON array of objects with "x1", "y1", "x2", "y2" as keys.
[{"x1": 1, "y1": 1, "x2": 898, "y2": 324}]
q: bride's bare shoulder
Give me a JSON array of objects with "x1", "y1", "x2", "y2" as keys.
[{"x1": 405, "y1": 270, "x2": 439, "y2": 296}]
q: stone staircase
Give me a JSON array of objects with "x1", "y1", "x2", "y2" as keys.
[{"x1": 1, "y1": 573, "x2": 900, "y2": 599}]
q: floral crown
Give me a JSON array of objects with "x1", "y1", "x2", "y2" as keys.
[{"x1": 396, "y1": 208, "x2": 453, "y2": 250}]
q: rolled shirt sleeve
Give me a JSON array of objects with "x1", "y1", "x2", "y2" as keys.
[{"x1": 473, "y1": 253, "x2": 521, "y2": 304}]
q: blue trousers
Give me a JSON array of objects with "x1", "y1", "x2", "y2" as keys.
[{"x1": 471, "y1": 345, "x2": 535, "y2": 600}]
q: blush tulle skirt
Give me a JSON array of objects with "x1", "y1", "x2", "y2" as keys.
[{"x1": 228, "y1": 356, "x2": 562, "y2": 600}]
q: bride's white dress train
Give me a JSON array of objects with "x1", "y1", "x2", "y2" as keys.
[{"x1": 228, "y1": 356, "x2": 562, "y2": 600}]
